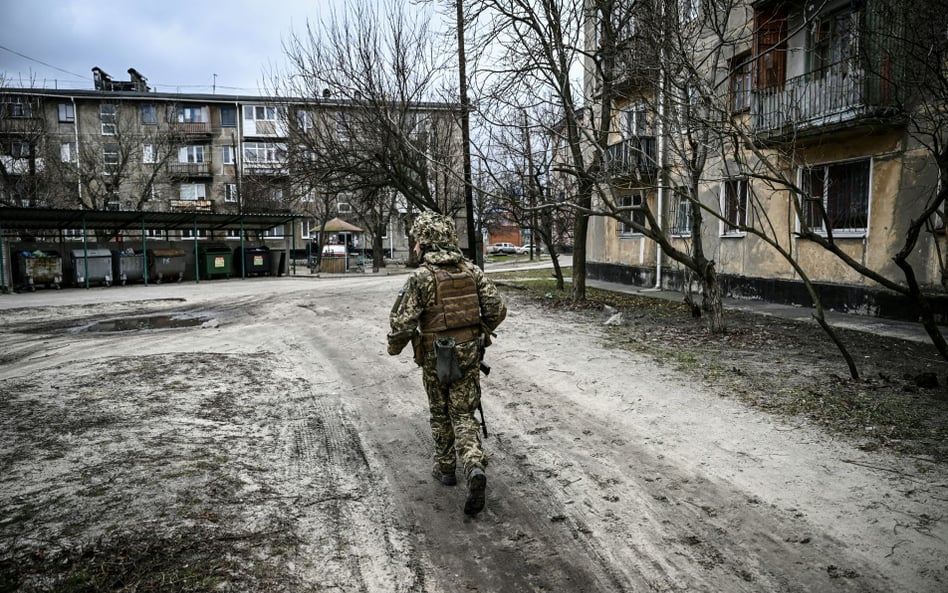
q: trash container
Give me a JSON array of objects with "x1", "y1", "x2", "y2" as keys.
[
  {"x1": 233, "y1": 245, "x2": 271, "y2": 276},
  {"x1": 268, "y1": 249, "x2": 286, "y2": 277},
  {"x1": 111, "y1": 249, "x2": 145, "y2": 285},
  {"x1": 71, "y1": 248, "x2": 113, "y2": 287},
  {"x1": 198, "y1": 243, "x2": 232, "y2": 279},
  {"x1": 15, "y1": 249, "x2": 62, "y2": 291},
  {"x1": 147, "y1": 248, "x2": 186, "y2": 284}
]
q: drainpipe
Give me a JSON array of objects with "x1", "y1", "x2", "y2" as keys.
[
  {"x1": 72, "y1": 96, "x2": 81, "y2": 204},
  {"x1": 654, "y1": 24, "x2": 666, "y2": 290}
]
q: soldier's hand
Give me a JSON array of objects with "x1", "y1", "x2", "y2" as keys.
[{"x1": 387, "y1": 341, "x2": 404, "y2": 356}]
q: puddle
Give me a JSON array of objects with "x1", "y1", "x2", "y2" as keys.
[{"x1": 76, "y1": 313, "x2": 213, "y2": 333}]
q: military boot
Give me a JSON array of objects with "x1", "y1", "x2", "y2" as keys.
[
  {"x1": 432, "y1": 467, "x2": 457, "y2": 486},
  {"x1": 464, "y1": 467, "x2": 486, "y2": 515}
]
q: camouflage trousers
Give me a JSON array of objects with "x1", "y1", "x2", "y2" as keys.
[{"x1": 420, "y1": 339, "x2": 486, "y2": 480}]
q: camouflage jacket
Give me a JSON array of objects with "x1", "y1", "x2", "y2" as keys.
[{"x1": 387, "y1": 247, "x2": 506, "y2": 361}]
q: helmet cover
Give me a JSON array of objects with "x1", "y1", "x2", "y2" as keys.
[{"x1": 410, "y1": 211, "x2": 458, "y2": 250}]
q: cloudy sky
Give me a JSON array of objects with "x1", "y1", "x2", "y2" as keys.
[{"x1": 0, "y1": 0, "x2": 420, "y2": 95}]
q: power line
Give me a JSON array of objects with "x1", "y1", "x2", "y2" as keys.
[{"x1": 0, "y1": 44, "x2": 90, "y2": 80}]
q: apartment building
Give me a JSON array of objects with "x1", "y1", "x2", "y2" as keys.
[
  {"x1": 0, "y1": 67, "x2": 463, "y2": 276},
  {"x1": 583, "y1": 0, "x2": 947, "y2": 320}
]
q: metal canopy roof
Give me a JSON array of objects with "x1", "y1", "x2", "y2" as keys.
[{"x1": 0, "y1": 207, "x2": 299, "y2": 233}]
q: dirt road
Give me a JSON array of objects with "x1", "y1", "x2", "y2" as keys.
[{"x1": 1, "y1": 274, "x2": 946, "y2": 592}]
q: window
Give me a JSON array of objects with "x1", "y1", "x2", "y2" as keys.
[
  {"x1": 225, "y1": 229, "x2": 241, "y2": 240},
  {"x1": 176, "y1": 105, "x2": 208, "y2": 123},
  {"x1": 801, "y1": 159, "x2": 870, "y2": 235},
  {"x1": 672, "y1": 189, "x2": 693, "y2": 236},
  {"x1": 100, "y1": 103, "x2": 117, "y2": 135},
  {"x1": 244, "y1": 105, "x2": 276, "y2": 121},
  {"x1": 143, "y1": 144, "x2": 156, "y2": 164},
  {"x1": 179, "y1": 145, "x2": 205, "y2": 163},
  {"x1": 301, "y1": 218, "x2": 316, "y2": 239},
  {"x1": 243, "y1": 142, "x2": 284, "y2": 163},
  {"x1": 103, "y1": 143, "x2": 119, "y2": 166},
  {"x1": 297, "y1": 110, "x2": 313, "y2": 131},
  {"x1": 182, "y1": 228, "x2": 208, "y2": 239},
  {"x1": 622, "y1": 103, "x2": 649, "y2": 137},
  {"x1": 179, "y1": 183, "x2": 207, "y2": 200},
  {"x1": 10, "y1": 141, "x2": 30, "y2": 157},
  {"x1": 58, "y1": 103, "x2": 75, "y2": 122},
  {"x1": 61, "y1": 141, "x2": 76, "y2": 163},
  {"x1": 730, "y1": 53, "x2": 752, "y2": 112},
  {"x1": 262, "y1": 225, "x2": 285, "y2": 238},
  {"x1": 337, "y1": 202, "x2": 352, "y2": 213},
  {"x1": 141, "y1": 104, "x2": 158, "y2": 125},
  {"x1": 221, "y1": 106, "x2": 237, "y2": 127},
  {"x1": 811, "y1": 6, "x2": 860, "y2": 78},
  {"x1": 224, "y1": 183, "x2": 238, "y2": 203},
  {"x1": 335, "y1": 111, "x2": 350, "y2": 141},
  {"x1": 222, "y1": 145, "x2": 234, "y2": 165},
  {"x1": 3, "y1": 96, "x2": 32, "y2": 118},
  {"x1": 754, "y1": 6, "x2": 787, "y2": 89},
  {"x1": 144, "y1": 228, "x2": 164, "y2": 239},
  {"x1": 619, "y1": 194, "x2": 645, "y2": 234},
  {"x1": 722, "y1": 178, "x2": 748, "y2": 235}
]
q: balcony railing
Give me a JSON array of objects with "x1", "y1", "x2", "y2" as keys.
[
  {"x1": 603, "y1": 136, "x2": 657, "y2": 179},
  {"x1": 243, "y1": 161, "x2": 288, "y2": 176},
  {"x1": 751, "y1": 62, "x2": 899, "y2": 135},
  {"x1": 170, "y1": 199, "x2": 213, "y2": 213},
  {"x1": 168, "y1": 161, "x2": 212, "y2": 177},
  {"x1": 172, "y1": 121, "x2": 212, "y2": 135}
]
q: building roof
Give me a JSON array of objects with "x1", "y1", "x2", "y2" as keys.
[{"x1": 0, "y1": 207, "x2": 298, "y2": 233}]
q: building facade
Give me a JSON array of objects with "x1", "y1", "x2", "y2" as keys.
[
  {"x1": 582, "y1": 0, "x2": 947, "y2": 321},
  {"x1": 0, "y1": 67, "x2": 464, "y2": 276}
]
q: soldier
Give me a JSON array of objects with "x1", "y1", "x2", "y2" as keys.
[{"x1": 387, "y1": 211, "x2": 507, "y2": 516}]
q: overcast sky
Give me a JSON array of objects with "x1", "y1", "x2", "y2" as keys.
[{"x1": 0, "y1": 0, "x2": 403, "y2": 95}]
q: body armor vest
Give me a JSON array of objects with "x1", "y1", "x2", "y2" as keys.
[{"x1": 419, "y1": 263, "x2": 481, "y2": 338}]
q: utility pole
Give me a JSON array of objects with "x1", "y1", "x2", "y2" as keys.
[{"x1": 455, "y1": 0, "x2": 481, "y2": 267}]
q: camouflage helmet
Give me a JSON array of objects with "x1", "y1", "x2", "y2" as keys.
[{"x1": 410, "y1": 211, "x2": 458, "y2": 249}]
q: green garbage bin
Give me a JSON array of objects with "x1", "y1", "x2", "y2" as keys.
[{"x1": 199, "y1": 243, "x2": 232, "y2": 279}]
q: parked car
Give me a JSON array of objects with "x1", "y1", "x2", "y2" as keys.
[
  {"x1": 486, "y1": 242, "x2": 518, "y2": 255},
  {"x1": 517, "y1": 243, "x2": 543, "y2": 254}
]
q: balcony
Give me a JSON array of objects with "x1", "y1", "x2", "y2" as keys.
[
  {"x1": 603, "y1": 136, "x2": 657, "y2": 180},
  {"x1": 170, "y1": 199, "x2": 214, "y2": 213},
  {"x1": 243, "y1": 162, "x2": 288, "y2": 176},
  {"x1": 169, "y1": 161, "x2": 213, "y2": 178},
  {"x1": 751, "y1": 62, "x2": 900, "y2": 139},
  {"x1": 171, "y1": 121, "x2": 212, "y2": 136}
]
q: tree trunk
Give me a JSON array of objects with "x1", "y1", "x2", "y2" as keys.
[
  {"x1": 571, "y1": 211, "x2": 589, "y2": 301},
  {"x1": 699, "y1": 262, "x2": 726, "y2": 333}
]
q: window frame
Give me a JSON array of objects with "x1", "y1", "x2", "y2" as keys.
[
  {"x1": 143, "y1": 144, "x2": 156, "y2": 164},
  {"x1": 224, "y1": 183, "x2": 238, "y2": 203},
  {"x1": 671, "y1": 188, "x2": 693, "y2": 237},
  {"x1": 58, "y1": 102, "x2": 75, "y2": 123},
  {"x1": 729, "y1": 53, "x2": 753, "y2": 113},
  {"x1": 100, "y1": 103, "x2": 117, "y2": 135},
  {"x1": 221, "y1": 145, "x2": 234, "y2": 165},
  {"x1": 619, "y1": 193, "x2": 645, "y2": 235},
  {"x1": 140, "y1": 104, "x2": 158, "y2": 125},
  {"x1": 179, "y1": 183, "x2": 207, "y2": 201},
  {"x1": 799, "y1": 158, "x2": 872, "y2": 238},
  {"x1": 721, "y1": 177, "x2": 749, "y2": 237},
  {"x1": 220, "y1": 106, "x2": 237, "y2": 127}
]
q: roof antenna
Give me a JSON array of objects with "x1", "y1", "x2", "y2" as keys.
[{"x1": 213, "y1": 73, "x2": 217, "y2": 94}]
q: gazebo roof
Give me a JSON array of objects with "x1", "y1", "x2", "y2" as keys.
[{"x1": 316, "y1": 217, "x2": 363, "y2": 233}]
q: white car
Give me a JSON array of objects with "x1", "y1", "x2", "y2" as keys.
[
  {"x1": 486, "y1": 242, "x2": 517, "y2": 255},
  {"x1": 517, "y1": 243, "x2": 542, "y2": 254}
]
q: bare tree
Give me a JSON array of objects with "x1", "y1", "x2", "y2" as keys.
[{"x1": 271, "y1": 0, "x2": 467, "y2": 252}]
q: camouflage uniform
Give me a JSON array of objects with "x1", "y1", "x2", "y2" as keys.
[{"x1": 387, "y1": 212, "x2": 506, "y2": 514}]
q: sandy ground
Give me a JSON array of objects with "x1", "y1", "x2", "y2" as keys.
[{"x1": 1, "y1": 272, "x2": 946, "y2": 592}]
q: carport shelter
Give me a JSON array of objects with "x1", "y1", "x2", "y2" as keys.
[{"x1": 0, "y1": 206, "x2": 300, "y2": 290}]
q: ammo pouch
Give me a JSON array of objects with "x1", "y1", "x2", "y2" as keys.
[{"x1": 434, "y1": 337, "x2": 463, "y2": 385}]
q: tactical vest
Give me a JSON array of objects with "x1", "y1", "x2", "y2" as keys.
[{"x1": 418, "y1": 263, "x2": 482, "y2": 350}]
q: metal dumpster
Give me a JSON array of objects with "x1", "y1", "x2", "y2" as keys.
[
  {"x1": 147, "y1": 248, "x2": 186, "y2": 284},
  {"x1": 71, "y1": 248, "x2": 113, "y2": 287},
  {"x1": 233, "y1": 245, "x2": 271, "y2": 276},
  {"x1": 199, "y1": 243, "x2": 232, "y2": 279},
  {"x1": 16, "y1": 249, "x2": 62, "y2": 291},
  {"x1": 111, "y1": 249, "x2": 145, "y2": 285},
  {"x1": 268, "y1": 249, "x2": 286, "y2": 276}
]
